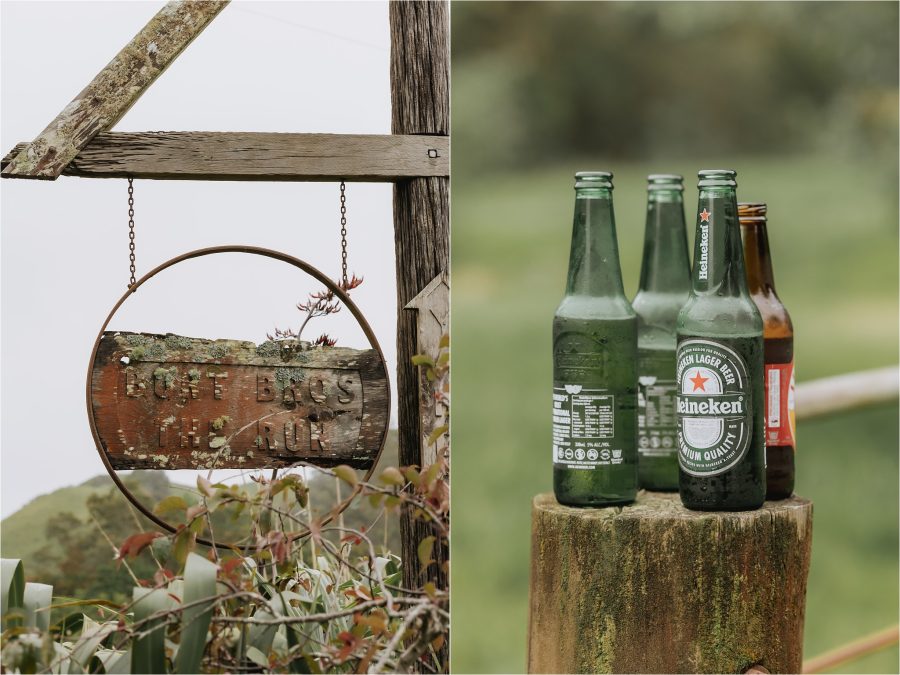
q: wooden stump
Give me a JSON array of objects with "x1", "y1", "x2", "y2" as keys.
[{"x1": 528, "y1": 492, "x2": 813, "y2": 674}]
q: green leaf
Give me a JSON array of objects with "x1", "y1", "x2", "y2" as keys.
[
  {"x1": 173, "y1": 528, "x2": 196, "y2": 569},
  {"x1": 131, "y1": 587, "x2": 167, "y2": 674},
  {"x1": 417, "y1": 536, "x2": 436, "y2": 568},
  {"x1": 332, "y1": 465, "x2": 358, "y2": 487},
  {"x1": 422, "y1": 461, "x2": 443, "y2": 487},
  {"x1": 438, "y1": 334, "x2": 449, "y2": 349},
  {"x1": 411, "y1": 355, "x2": 434, "y2": 368},
  {"x1": 1, "y1": 558, "x2": 25, "y2": 621},
  {"x1": 48, "y1": 598, "x2": 121, "y2": 612},
  {"x1": 54, "y1": 611, "x2": 85, "y2": 640},
  {"x1": 246, "y1": 646, "x2": 268, "y2": 668},
  {"x1": 68, "y1": 616, "x2": 116, "y2": 674},
  {"x1": 95, "y1": 649, "x2": 131, "y2": 674},
  {"x1": 247, "y1": 608, "x2": 277, "y2": 657},
  {"x1": 23, "y1": 582, "x2": 53, "y2": 631},
  {"x1": 283, "y1": 621, "x2": 310, "y2": 674},
  {"x1": 174, "y1": 553, "x2": 217, "y2": 674},
  {"x1": 150, "y1": 537, "x2": 172, "y2": 565},
  {"x1": 154, "y1": 495, "x2": 188, "y2": 518},
  {"x1": 427, "y1": 425, "x2": 449, "y2": 446},
  {"x1": 379, "y1": 467, "x2": 405, "y2": 486}
]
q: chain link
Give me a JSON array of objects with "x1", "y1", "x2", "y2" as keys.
[
  {"x1": 127, "y1": 178, "x2": 136, "y2": 289},
  {"x1": 339, "y1": 181, "x2": 348, "y2": 289}
]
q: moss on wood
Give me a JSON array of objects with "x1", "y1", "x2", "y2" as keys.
[{"x1": 528, "y1": 491, "x2": 813, "y2": 674}]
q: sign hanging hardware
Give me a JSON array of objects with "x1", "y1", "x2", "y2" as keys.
[
  {"x1": 86, "y1": 245, "x2": 390, "y2": 550},
  {"x1": 127, "y1": 177, "x2": 136, "y2": 291},
  {"x1": 340, "y1": 180, "x2": 349, "y2": 289}
]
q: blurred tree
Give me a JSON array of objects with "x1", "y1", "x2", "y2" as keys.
[{"x1": 451, "y1": 1, "x2": 898, "y2": 173}]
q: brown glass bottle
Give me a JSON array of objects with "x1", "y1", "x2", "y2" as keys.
[{"x1": 739, "y1": 203, "x2": 795, "y2": 499}]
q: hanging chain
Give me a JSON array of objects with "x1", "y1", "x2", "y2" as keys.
[
  {"x1": 339, "y1": 181, "x2": 349, "y2": 289},
  {"x1": 127, "y1": 178, "x2": 136, "y2": 289}
]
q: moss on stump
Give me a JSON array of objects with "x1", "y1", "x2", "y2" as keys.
[{"x1": 528, "y1": 491, "x2": 813, "y2": 674}]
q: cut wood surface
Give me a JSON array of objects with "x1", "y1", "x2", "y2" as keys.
[
  {"x1": 2, "y1": 1, "x2": 227, "y2": 180},
  {"x1": 529, "y1": 491, "x2": 813, "y2": 674},
  {"x1": 90, "y1": 332, "x2": 388, "y2": 470},
  {"x1": 2, "y1": 132, "x2": 450, "y2": 181}
]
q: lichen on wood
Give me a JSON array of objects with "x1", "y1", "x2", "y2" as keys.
[
  {"x1": 91, "y1": 331, "x2": 388, "y2": 471},
  {"x1": 528, "y1": 491, "x2": 813, "y2": 674},
  {"x1": 2, "y1": 1, "x2": 227, "y2": 180}
]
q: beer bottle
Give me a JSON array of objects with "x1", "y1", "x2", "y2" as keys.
[
  {"x1": 633, "y1": 174, "x2": 691, "y2": 491},
  {"x1": 676, "y1": 170, "x2": 765, "y2": 511},
  {"x1": 552, "y1": 171, "x2": 637, "y2": 507},
  {"x1": 739, "y1": 202, "x2": 795, "y2": 499}
]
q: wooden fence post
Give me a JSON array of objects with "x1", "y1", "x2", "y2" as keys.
[
  {"x1": 389, "y1": 0, "x2": 449, "y2": 597},
  {"x1": 528, "y1": 492, "x2": 814, "y2": 674}
]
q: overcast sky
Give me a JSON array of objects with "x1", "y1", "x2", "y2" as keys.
[{"x1": 0, "y1": 1, "x2": 397, "y2": 516}]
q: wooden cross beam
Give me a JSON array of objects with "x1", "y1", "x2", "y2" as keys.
[
  {"x1": 2, "y1": 132, "x2": 449, "y2": 181},
  {"x1": 2, "y1": 1, "x2": 227, "y2": 180}
]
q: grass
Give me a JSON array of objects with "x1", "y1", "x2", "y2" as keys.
[{"x1": 450, "y1": 155, "x2": 899, "y2": 673}]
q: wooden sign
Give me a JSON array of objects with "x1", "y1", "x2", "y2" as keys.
[
  {"x1": 90, "y1": 332, "x2": 388, "y2": 471},
  {"x1": 406, "y1": 270, "x2": 449, "y2": 467}
]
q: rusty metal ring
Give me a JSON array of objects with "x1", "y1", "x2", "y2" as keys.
[{"x1": 86, "y1": 245, "x2": 391, "y2": 551}]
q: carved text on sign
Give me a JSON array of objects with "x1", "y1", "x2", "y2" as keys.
[{"x1": 90, "y1": 332, "x2": 388, "y2": 470}]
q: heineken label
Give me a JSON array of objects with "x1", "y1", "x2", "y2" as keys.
[
  {"x1": 552, "y1": 384, "x2": 625, "y2": 470},
  {"x1": 676, "y1": 339, "x2": 752, "y2": 476}
]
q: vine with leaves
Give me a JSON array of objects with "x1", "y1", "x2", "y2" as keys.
[{"x1": 2, "y1": 277, "x2": 450, "y2": 674}]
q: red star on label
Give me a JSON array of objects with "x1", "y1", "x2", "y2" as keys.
[
  {"x1": 699, "y1": 208, "x2": 711, "y2": 223},
  {"x1": 690, "y1": 370, "x2": 709, "y2": 392}
]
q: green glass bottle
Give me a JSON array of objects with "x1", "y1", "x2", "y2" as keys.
[
  {"x1": 676, "y1": 170, "x2": 765, "y2": 511},
  {"x1": 633, "y1": 174, "x2": 691, "y2": 491},
  {"x1": 552, "y1": 171, "x2": 637, "y2": 507}
]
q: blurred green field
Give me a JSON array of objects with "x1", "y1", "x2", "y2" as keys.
[{"x1": 451, "y1": 157, "x2": 899, "y2": 673}]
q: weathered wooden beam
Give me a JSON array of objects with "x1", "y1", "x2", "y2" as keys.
[
  {"x1": 2, "y1": 1, "x2": 227, "y2": 180},
  {"x1": 2, "y1": 132, "x2": 449, "y2": 181},
  {"x1": 796, "y1": 366, "x2": 899, "y2": 421},
  {"x1": 405, "y1": 271, "x2": 450, "y2": 469},
  {"x1": 389, "y1": 0, "x2": 450, "y2": 658},
  {"x1": 529, "y1": 492, "x2": 814, "y2": 674}
]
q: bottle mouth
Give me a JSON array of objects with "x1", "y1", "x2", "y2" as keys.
[
  {"x1": 647, "y1": 174, "x2": 683, "y2": 192},
  {"x1": 738, "y1": 202, "x2": 767, "y2": 223},
  {"x1": 698, "y1": 169, "x2": 737, "y2": 188},
  {"x1": 575, "y1": 171, "x2": 613, "y2": 190}
]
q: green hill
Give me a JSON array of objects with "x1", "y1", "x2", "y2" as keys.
[
  {"x1": 1, "y1": 430, "x2": 401, "y2": 591},
  {"x1": 2, "y1": 482, "x2": 112, "y2": 564}
]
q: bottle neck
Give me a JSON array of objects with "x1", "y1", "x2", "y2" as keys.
[
  {"x1": 638, "y1": 191, "x2": 691, "y2": 293},
  {"x1": 741, "y1": 221, "x2": 776, "y2": 294},
  {"x1": 691, "y1": 188, "x2": 749, "y2": 297},
  {"x1": 565, "y1": 188, "x2": 625, "y2": 297}
]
